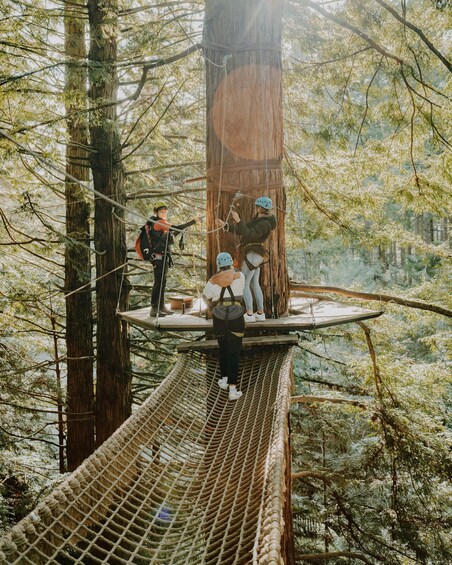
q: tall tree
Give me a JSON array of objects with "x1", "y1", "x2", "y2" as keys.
[
  {"x1": 203, "y1": 2, "x2": 293, "y2": 561},
  {"x1": 204, "y1": 0, "x2": 289, "y2": 318},
  {"x1": 64, "y1": 0, "x2": 95, "y2": 470},
  {"x1": 87, "y1": 0, "x2": 131, "y2": 446}
]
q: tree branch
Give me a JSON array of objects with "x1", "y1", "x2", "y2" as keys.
[
  {"x1": 400, "y1": 67, "x2": 422, "y2": 190},
  {"x1": 284, "y1": 149, "x2": 354, "y2": 233},
  {"x1": 294, "y1": 373, "x2": 367, "y2": 395},
  {"x1": 0, "y1": 424, "x2": 61, "y2": 448},
  {"x1": 292, "y1": 470, "x2": 331, "y2": 482},
  {"x1": 295, "y1": 550, "x2": 374, "y2": 564},
  {"x1": 354, "y1": 57, "x2": 382, "y2": 155},
  {"x1": 356, "y1": 322, "x2": 384, "y2": 402},
  {"x1": 297, "y1": 343, "x2": 347, "y2": 366},
  {"x1": 131, "y1": 42, "x2": 202, "y2": 101},
  {"x1": 373, "y1": 0, "x2": 451, "y2": 73},
  {"x1": 290, "y1": 283, "x2": 452, "y2": 318},
  {"x1": 291, "y1": 395, "x2": 369, "y2": 408},
  {"x1": 121, "y1": 80, "x2": 186, "y2": 160},
  {"x1": 292, "y1": 0, "x2": 405, "y2": 66}
]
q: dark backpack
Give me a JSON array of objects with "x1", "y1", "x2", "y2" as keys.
[
  {"x1": 135, "y1": 224, "x2": 152, "y2": 260},
  {"x1": 212, "y1": 286, "x2": 245, "y2": 334}
]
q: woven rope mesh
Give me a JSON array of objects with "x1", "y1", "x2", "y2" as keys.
[{"x1": 0, "y1": 346, "x2": 294, "y2": 564}]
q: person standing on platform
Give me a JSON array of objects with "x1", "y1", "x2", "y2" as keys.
[
  {"x1": 202, "y1": 252, "x2": 245, "y2": 401},
  {"x1": 216, "y1": 196, "x2": 276, "y2": 322},
  {"x1": 138, "y1": 201, "x2": 199, "y2": 317}
]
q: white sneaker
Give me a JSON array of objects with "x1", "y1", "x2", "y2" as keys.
[
  {"x1": 255, "y1": 312, "x2": 266, "y2": 321},
  {"x1": 218, "y1": 378, "x2": 228, "y2": 390},
  {"x1": 229, "y1": 389, "x2": 243, "y2": 401},
  {"x1": 244, "y1": 313, "x2": 256, "y2": 323}
]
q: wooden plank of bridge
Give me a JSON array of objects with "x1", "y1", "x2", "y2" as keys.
[{"x1": 176, "y1": 334, "x2": 299, "y2": 353}]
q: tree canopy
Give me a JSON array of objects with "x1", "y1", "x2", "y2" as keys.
[{"x1": 0, "y1": 0, "x2": 450, "y2": 562}]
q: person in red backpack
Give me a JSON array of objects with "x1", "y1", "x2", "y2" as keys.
[{"x1": 139, "y1": 201, "x2": 199, "y2": 317}]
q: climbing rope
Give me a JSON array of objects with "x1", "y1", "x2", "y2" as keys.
[
  {"x1": 0, "y1": 345, "x2": 294, "y2": 565},
  {"x1": 64, "y1": 261, "x2": 128, "y2": 300},
  {"x1": 214, "y1": 54, "x2": 231, "y2": 259}
]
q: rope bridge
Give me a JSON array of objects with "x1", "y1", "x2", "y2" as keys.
[{"x1": 0, "y1": 345, "x2": 294, "y2": 564}]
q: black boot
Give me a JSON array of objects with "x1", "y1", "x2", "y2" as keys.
[{"x1": 150, "y1": 305, "x2": 166, "y2": 317}]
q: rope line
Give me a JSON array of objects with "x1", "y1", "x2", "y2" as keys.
[
  {"x1": 116, "y1": 250, "x2": 129, "y2": 314},
  {"x1": 214, "y1": 55, "x2": 231, "y2": 258},
  {"x1": 64, "y1": 261, "x2": 128, "y2": 300},
  {"x1": 0, "y1": 129, "x2": 223, "y2": 237},
  {"x1": 207, "y1": 160, "x2": 281, "y2": 176},
  {"x1": 154, "y1": 223, "x2": 171, "y2": 322},
  {"x1": 0, "y1": 346, "x2": 294, "y2": 564}
]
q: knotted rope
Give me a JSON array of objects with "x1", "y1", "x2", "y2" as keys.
[{"x1": 0, "y1": 345, "x2": 294, "y2": 564}]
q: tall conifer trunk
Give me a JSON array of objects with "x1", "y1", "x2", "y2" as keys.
[
  {"x1": 88, "y1": 0, "x2": 131, "y2": 446},
  {"x1": 203, "y1": 2, "x2": 293, "y2": 562},
  {"x1": 204, "y1": 0, "x2": 288, "y2": 317},
  {"x1": 64, "y1": 0, "x2": 95, "y2": 470}
]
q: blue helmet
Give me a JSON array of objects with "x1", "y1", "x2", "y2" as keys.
[
  {"x1": 216, "y1": 252, "x2": 233, "y2": 268},
  {"x1": 255, "y1": 196, "x2": 272, "y2": 210}
]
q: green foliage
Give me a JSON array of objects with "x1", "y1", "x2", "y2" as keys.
[
  {"x1": 285, "y1": 7, "x2": 451, "y2": 560},
  {"x1": 292, "y1": 314, "x2": 451, "y2": 563},
  {"x1": 0, "y1": 1, "x2": 450, "y2": 562}
]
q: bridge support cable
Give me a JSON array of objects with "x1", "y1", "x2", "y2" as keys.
[{"x1": 0, "y1": 345, "x2": 295, "y2": 564}]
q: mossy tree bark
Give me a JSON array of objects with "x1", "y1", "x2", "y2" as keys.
[
  {"x1": 88, "y1": 0, "x2": 131, "y2": 447},
  {"x1": 64, "y1": 0, "x2": 95, "y2": 470}
]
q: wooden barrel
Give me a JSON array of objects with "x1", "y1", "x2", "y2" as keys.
[{"x1": 170, "y1": 296, "x2": 193, "y2": 311}]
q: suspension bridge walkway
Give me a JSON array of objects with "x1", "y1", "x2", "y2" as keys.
[
  {"x1": 0, "y1": 343, "x2": 296, "y2": 564},
  {"x1": 0, "y1": 293, "x2": 382, "y2": 564}
]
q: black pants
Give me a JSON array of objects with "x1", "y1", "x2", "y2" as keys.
[
  {"x1": 216, "y1": 314, "x2": 245, "y2": 385},
  {"x1": 151, "y1": 257, "x2": 169, "y2": 307}
]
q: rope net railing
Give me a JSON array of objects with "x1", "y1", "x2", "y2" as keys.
[{"x1": 0, "y1": 345, "x2": 294, "y2": 565}]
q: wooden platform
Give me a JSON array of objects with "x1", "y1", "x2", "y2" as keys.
[
  {"x1": 119, "y1": 296, "x2": 383, "y2": 332},
  {"x1": 176, "y1": 335, "x2": 299, "y2": 352}
]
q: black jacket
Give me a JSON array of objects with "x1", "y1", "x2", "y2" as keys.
[
  {"x1": 139, "y1": 216, "x2": 196, "y2": 259},
  {"x1": 228, "y1": 214, "x2": 276, "y2": 246}
]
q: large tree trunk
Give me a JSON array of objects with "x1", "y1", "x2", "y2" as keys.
[
  {"x1": 203, "y1": 2, "x2": 292, "y2": 562},
  {"x1": 88, "y1": 0, "x2": 131, "y2": 446},
  {"x1": 204, "y1": 0, "x2": 288, "y2": 318},
  {"x1": 64, "y1": 1, "x2": 95, "y2": 470}
]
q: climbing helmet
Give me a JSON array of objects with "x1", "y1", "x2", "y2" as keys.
[
  {"x1": 216, "y1": 252, "x2": 233, "y2": 268},
  {"x1": 154, "y1": 200, "x2": 168, "y2": 212},
  {"x1": 255, "y1": 196, "x2": 272, "y2": 210}
]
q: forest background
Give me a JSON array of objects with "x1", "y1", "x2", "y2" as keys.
[{"x1": 0, "y1": 0, "x2": 450, "y2": 563}]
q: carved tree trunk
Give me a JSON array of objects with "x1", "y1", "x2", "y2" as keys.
[
  {"x1": 204, "y1": 0, "x2": 288, "y2": 318},
  {"x1": 64, "y1": 0, "x2": 95, "y2": 470},
  {"x1": 88, "y1": 0, "x2": 131, "y2": 446}
]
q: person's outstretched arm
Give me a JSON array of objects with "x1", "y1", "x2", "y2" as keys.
[{"x1": 170, "y1": 217, "x2": 200, "y2": 235}]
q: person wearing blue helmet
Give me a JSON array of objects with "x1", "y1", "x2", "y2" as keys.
[
  {"x1": 216, "y1": 196, "x2": 276, "y2": 322},
  {"x1": 202, "y1": 252, "x2": 245, "y2": 401}
]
